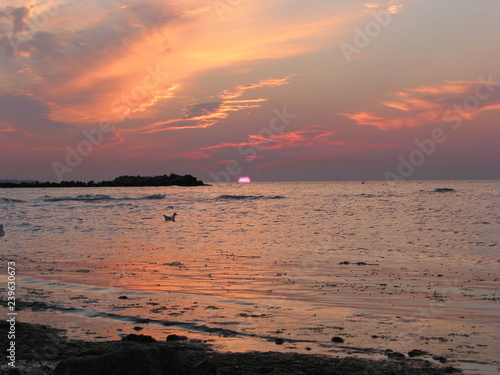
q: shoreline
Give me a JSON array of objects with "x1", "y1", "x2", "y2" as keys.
[{"x1": 1, "y1": 320, "x2": 461, "y2": 375}]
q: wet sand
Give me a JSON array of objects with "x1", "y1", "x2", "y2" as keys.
[
  {"x1": 1, "y1": 319, "x2": 462, "y2": 375},
  {"x1": 4, "y1": 247, "x2": 498, "y2": 374}
]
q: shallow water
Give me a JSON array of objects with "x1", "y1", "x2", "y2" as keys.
[{"x1": 1, "y1": 180, "x2": 499, "y2": 374}]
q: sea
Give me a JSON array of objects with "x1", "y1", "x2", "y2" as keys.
[{"x1": 0, "y1": 180, "x2": 499, "y2": 374}]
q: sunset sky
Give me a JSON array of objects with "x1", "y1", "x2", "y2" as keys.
[{"x1": 0, "y1": 0, "x2": 499, "y2": 182}]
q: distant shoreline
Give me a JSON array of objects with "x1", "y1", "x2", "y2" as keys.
[{"x1": 0, "y1": 173, "x2": 206, "y2": 188}]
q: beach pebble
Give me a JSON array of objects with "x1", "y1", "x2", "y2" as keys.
[
  {"x1": 166, "y1": 334, "x2": 189, "y2": 342},
  {"x1": 331, "y1": 337, "x2": 344, "y2": 343}
]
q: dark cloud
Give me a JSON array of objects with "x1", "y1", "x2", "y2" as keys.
[
  {"x1": 0, "y1": 6, "x2": 30, "y2": 34},
  {"x1": 0, "y1": 6, "x2": 28, "y2": 57},
  {"x1": 10, "y1": 6, "x2": 29, "y2": 33},
  {"x1": 0, "y1": 94, "x2": 74, "y2": 134},
  {"x1": 125, "y1": 2, "x2": 178, "y2": 29}
]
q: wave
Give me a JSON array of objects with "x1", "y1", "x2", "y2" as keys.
[
  {"x1": 43, "y1": 194, "x2": 112, "y2": 202},
  {"x1": 42, "y1": 194, "x2": 166, "y2": 202},
  {"x1": 216, "y1": 195, "x2": 285, "y2": 201},
  {"x1": 134, "y1": 194, "x2": 166, "y2": 200},
  {"x1": 0, "y1": 197, "x2": 25, "y2": 203}
]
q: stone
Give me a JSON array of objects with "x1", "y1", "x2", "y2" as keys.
[
  {"x1": 121, "y1": 334, "x2": 157, "y2": 343},
  {"x1": 408, "y1": 349, "x2": 428, "y2": 357},
  {"x1": 166, "y1": 334, "x2": 189, "y2": 342},
  {"x1": 386, "y1": 351, "x2": 405, "y2": 360},
  {"x1": 432, "y1": 355, "x2": 448, "y2": 363},
  {"x1": 434, "y1": 188, "x2": 456, "y2": 193}
]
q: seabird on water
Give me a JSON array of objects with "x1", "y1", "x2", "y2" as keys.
[
  {"x1": 0, "y1": 224, "x2": 5, "y2": 237},
  {"x1": 163, "y1": 213, "x2": 177, "y2": 222}
]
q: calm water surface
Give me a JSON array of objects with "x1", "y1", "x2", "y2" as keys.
[{"x1": 1, "y1": 181, "x2": 499, "y2": 374}]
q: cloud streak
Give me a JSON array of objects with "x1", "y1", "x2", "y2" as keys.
[
  {"x1": 219, "y1": 75, "x2": 296, "y2": 100},
  {"x1": 185, "y1": 125, "x2": 398, "y2": 174},
  {"x1": 141, "y1": 75, "x2": 295, "y2": 133}
]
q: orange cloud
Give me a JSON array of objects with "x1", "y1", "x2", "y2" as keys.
[
  {"x1": 0, "y1": 121, "x2": 16, "y2": 133},
  {"x1": 192, "y1": 125, "x2": 397, "y2": 168},
  {"x1": 2, "y1": 0, "x2": 347, "y2": 128},
  {"x1": 191, "y1": 128, "x2": 339, "y2": 159},
  {"x1": 340, "y1": 112, "x2": 418, "y2": 129},
  {"x1": 340, "y1": 79, "x2": 500, "y2": 130},
  {"x1": 140, "y1": 72, "x2": 296, "y2": 133},
  {"x1": 219, "y1": 75, "x2": 296, "y2": 100},
  {"x1": 362, "y1": 0, "x2": 420, "y2": 15},
  {"x1": 140, "y1": 98, "x2": 266, "y2": 133}
]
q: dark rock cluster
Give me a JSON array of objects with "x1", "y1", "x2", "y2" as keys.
[{"x1": 0, "y1": 173, "x2": 205, "y2": 188}]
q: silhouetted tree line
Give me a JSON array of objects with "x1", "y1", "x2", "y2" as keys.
[{"x1": 0, "y1": 174, "x2": 206, "y2": 188}]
